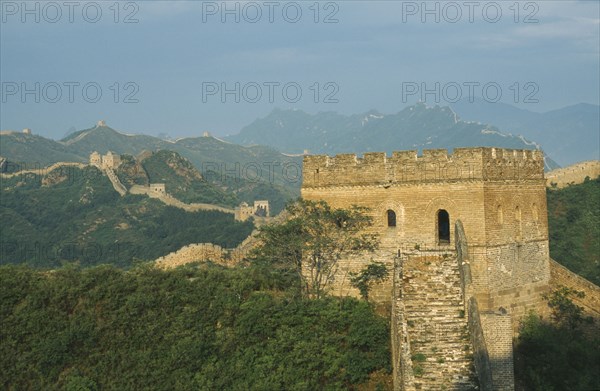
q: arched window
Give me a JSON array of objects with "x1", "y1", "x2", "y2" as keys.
[
  {"x1": 497, "y1": 205, "x2": 503, "y2": 224},
  {"x1": 437, "y1": 209, "x2": 450, "y2": 243},
  {"x1": 515, "y1": 206, "x2": 522, "y2": 240},
  {"x1": 387, "y1": 210, "x2": 396, "y2": 227},
  {"x1": 532, "y1": 203, "x2": 539, "y2": 222}
]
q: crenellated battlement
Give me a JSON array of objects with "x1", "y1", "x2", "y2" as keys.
[{"x1": 303, "y1": 147, "x2": 544, "y2": 188}]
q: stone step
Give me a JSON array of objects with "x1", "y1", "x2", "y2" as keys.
[{"x1": 398, "y1": 252, "x2": 477, "y2": 390}]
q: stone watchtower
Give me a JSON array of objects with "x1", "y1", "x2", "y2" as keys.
[
  {"x1": 90, "y1": 151, "x2": 102, "y2": 168},
  {"x1": 302, "y1": 147, "x2": 550, "y2": 390},
  {"x1": 89, "y1": 151, "x2": 122, "y2": 170},
  {"x1": 234, "y1": 200, "x2": 270, "y2": 221}
]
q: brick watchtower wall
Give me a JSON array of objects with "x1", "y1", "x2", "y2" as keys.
[
  {"x1": 302, "y1": 147, "x2": 549, "y2": 326},
  {"x1": 478, "y1": 149, "x2": 550, "y2": 325}
]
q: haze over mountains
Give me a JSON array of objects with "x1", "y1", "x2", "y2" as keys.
[
  {"x1": 227, "y1": 103, "x2": 568, "y2": 169},
  {"x1": 1, "y1": 124, "x2": 301, "y2": 190},
  {"x1": 2, "y1": 103, "x2": 598, "y2": 175},
  {"x1": 450, "y1": 100, "x2": 599, "y2": 166}
]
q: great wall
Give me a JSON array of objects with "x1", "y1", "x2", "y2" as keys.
[
  {"x1": 0, "y1": 162, "x2": 87, "y2": 178},
  {"x1": 1, "y1": 150, "x2": 270, "y2": 219},
  {"x1": 128, "y1": 184, "x2": 235, "y2": 214},
  {"x1": 545, "y1": 160, "x2": 600, "y2": 188},
  {"x1": 2, "y1": 144, "x2": 599, "y2": 390}
]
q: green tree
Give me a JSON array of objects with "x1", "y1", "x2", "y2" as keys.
[
  {"x1": 252, "y1": 199, "x2": 379, "y2": 298},
  {"x1": 0, "y1": 264, "x2": 391, "y2": 390},
  {"x1": 514, "y1": 286, "x2": 600, "y2": 390},
  {"x1": 349, "y1": 262, "x2": 389, "y2": 301},
  {"x1": 542, "y1": 285, "x2": 590, "y2": 330}
]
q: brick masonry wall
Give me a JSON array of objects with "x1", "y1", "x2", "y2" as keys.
[
  {"x1": 549, "y1": 259, "x2": 600, "y2": 319},
  {"x1": 481, "y1": 243, "x2": 550, "y2": 316},
  {"x1": 303, "y1": 148, "x2": 544, "y2": 189},
  {"x1": 301, "y1": 181, "x2": 489, "y2": 304},
  {"x1": 546, "y1": 161, "x2": 600, "y2": 188},
  {"x1": 155, "y1": 243, "x2": 230, "y2": 269},
  {"x1": 468, "y1": 298, "x2": 494, "y2": 391},
  {"x1": 482, "y1": 183, "x2": 548, "y2": 246},
  {"x1": 481, "y1": 313, "x2": 515, "y2": 391},
  {"x1": 302, "y1": 182, "x2": 487, "y2": 250},
  {"x1": 301, "y1": 173, "x2": 549, "y2": 311}
]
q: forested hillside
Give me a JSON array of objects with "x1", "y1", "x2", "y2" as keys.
[
  {"x1": 547, "y1": 176, "x2": 600, "y2": 285},
  {"x1": 514, "y1": 287, "x2": 600, "y2": 390},
  {"x1": 0, "y1": 264, "x2": 392, "y2": 390},
  {"x1": 130, "y1": 150, "x2": 239, "y2": 207},
  {"x1": 0, "y1": 166, "x2": 253, "y2": 268}
]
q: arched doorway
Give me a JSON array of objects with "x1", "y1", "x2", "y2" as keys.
[
  {"x1": 387, "y1": 210, "x2": 396, "y2": 227},
  {"x1": 437, "y1": 209, "x2": 450, "y2": 244}
]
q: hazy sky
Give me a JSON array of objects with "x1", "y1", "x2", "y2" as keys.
[{"x1": 1, "y1": 0, "x2": 599, "y2": 139}]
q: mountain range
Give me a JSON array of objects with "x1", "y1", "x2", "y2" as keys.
[
  {"x1": 226, "y1": 103, "x2": 568, "y2": 169},
  {"x1": 0, "y1": 124, "x2": 302, "y2": 192},
  {"x1": 450, "y1": 100, "x2": 599, "y2": 166},
  {"x1": 3, "y1": 102, "x2": 599, "y2": 178}
]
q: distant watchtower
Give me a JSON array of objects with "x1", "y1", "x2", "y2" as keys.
[
  {"x1": 89, "y1": 151, "x2": 121, "y2": 170},
  {"x1": 234, "y1": 200, "x2": 270, "y2": 221},
  {"x1": 90, "y1": 151, "x2": 102, "y2": 168}
]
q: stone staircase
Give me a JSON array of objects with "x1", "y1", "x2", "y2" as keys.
[{"x1": 400, "y1": 250, "x2": 477, "y2": 390}]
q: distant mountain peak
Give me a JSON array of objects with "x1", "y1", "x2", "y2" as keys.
[
  {"x1": 225, "y1": 102, "x2": 555, "y2": 168},
  {"x1": 61, "y1": 123, "x2": 122, "y2": 145}
]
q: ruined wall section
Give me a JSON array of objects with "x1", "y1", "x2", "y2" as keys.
[
  {"x1": 480, "y1": 313, "x2": 515, "y2": 391},
  {"x1": 478, "y1": 243, "x2": 550, "y2": 324},
  {"x1": 155, "y1": 243, "x2": 230, "y2": 269}
]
